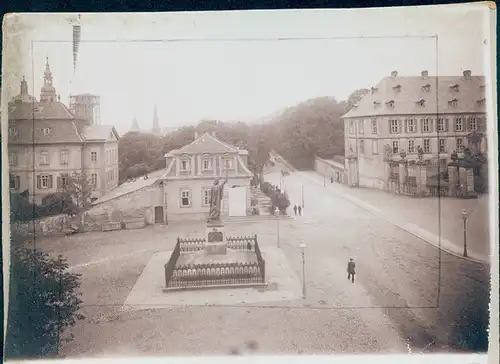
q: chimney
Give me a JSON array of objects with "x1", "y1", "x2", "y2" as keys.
[
  {"x1": 194, "y1": 131, "x2": 199, "y2": 139},
  {"x1": 463, "y1": 70, "x2": 472, "y2": 79},
  {"x1": 391, "y1": 70, "x2": 398, "y2": 78},
  {"x1": 421, "y1": 70, "x2": 428, "y2": 78}
]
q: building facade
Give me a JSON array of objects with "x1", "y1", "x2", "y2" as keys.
[
  {"x1": 342, "y1": 70, "x2": 487, "y2": 189},
  {"x1": 7, "y1": 58, "x2": 120, "y2": 204},
  {"x1": 89, "y1": 131, "x2": 254, "y2": 225}
]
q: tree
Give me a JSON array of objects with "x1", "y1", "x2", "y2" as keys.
[
  {"x1": 59, "y1": 172, "x2": 93, "y2": 213},
  {"x1": 39, "y1": 193, "x2": 76, "y2": 217},
  {"x1": 10, "y1": 190, "x2": 39, "y2": 222},
  {"x1": 5, "y1": 247, "x2": 85, "y2": 358}
]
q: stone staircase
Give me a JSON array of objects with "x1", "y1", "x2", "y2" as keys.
[{"x1": 250, "y1": 186, "x2": 273, "y2": 216}]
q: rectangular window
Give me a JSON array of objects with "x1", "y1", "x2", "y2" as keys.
[
  {"x1": 406, "y1": 119, "x2": 416, "y2": 133},
  {"x1": 468, "y1": 117, "x2": 477, "y2": 131},
  {"x1": 8, "y1": 152, "x2": 17, "y2": 166},
  {"x1": 91, "y1": 173, "x2": 98, "y2": 188},
  {"x1": 422, "y1": 118, "x2": 431, "y2": 132},
  {"x1": 42, "y1": 127, "x2": 52, "y2": 135},
  {"x1": 8, "y1": 127, "x2": 18, "y2": 137},
  {"x1": 358, "y1": 120, "x2": 364, "y2": 134},
  {"x1": 456, "y1": 138, "x2": 465, "y2": 152},
  {"x1": 37, "y1": 174, "x2": 53, "y2": 189},
  {"x1": 359, "y1": 140, "x2": 365, "y2": 154},
  {"x1": 372, "y1": 140, "x2": 378, "y2": 154},
  {"x1": 60, "y1": 150, "x2": 69, "y2": 165},
  {"x1": 40, "y1": 151, "x2": 50, "y2": 165},
  {"x1": 408, "y1": 139, "x2": 415, "y2": 153},
  {"x1": 180, "y1": 189, "x2": 192, "y2": 207},
  {"x1": 61, "y1": 174, "x2": 69, "y2": 188},
  {"x1": 423, "y1": 139, "x2": 431, "y2": 153},
  {"x1": 91, "y1": 151, "x2": 97, "y2": 162},
  {"x1": 180, "y1": 159, "x2": 191, "y2": 171},
  {"x1": 392, "y1": 140, "x2": 399, "y2": 154},
  {"x1": 9, "y1": 174, "x2": 20, "y2": 190},
  {"x1": 202, "y1": 158, "x2": 212, "y2": 170},
  {"x1": 223, "y1": 158, "x2": 233, "y2": 170},
  {"x1": 437, "y1": 118, "x2": 447, "y2": 132},
  {"x1": 202, "y1": 188, "x2": 211, "y2": 206},
  {"x1": 439, "y1": 139, "x2": 447, "y2": 153},
  {"x1": 349, "y1": 121, "x2": 354, "y2": 134},
  {"x1": 389, "y1": 119, "x2": 399, "y2": 133},
  {"x1": 371, "y1": 119, "x2": 377, "y2": 134},
  {"x1": 454, "y1": 118, "x2": 464, "y2": 132}
]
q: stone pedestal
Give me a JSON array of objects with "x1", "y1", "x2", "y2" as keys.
[{"x1": 205, "y1": 221, "x2": 227, "y2": 255}]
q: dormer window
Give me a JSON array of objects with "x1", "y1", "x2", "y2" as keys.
[
  {"x1": 352, "y1": 103, "x2": 359, "y2": 108},
  {"x1": 448, "y1": 98, "x2": 458, "y2": 107},
  {"x1": 416, "y1": 98, "x2": 426, "y2": 107},
  {"x1": 42, "y1": 127, "x2": 52, "y2": 135},
  {"x1": 8, "y1": 127, "x2": 18, "y2": 138},
  {"x1": 373, "y1": 101, "x2": 381, "y2": 108},
  {"x1": 386, "y1": 100, "x2": 395, "y2": 109},
  {"x1": 180, "y1": 156, "x2": 191, "y2": 172},
  {"x1": 463, "y1": 70, "x2": 471, "y2": 79},
  {"x1": 223, "y1": 157, "x2": 234, "y2": 170},
  {"x1": 392, "y1": 84, "x2": 401, "y2": 92},
  {"x1": 449, "y1": 84, "x2": 459, "y2": 92},
  {"x1": 371, "y1": 87, "x2": 378, "y2": 94},
  {"x1": 477, "y1": 98, "x2": 486, "y2": 106},
  {"x1": 202, "y1": 154, "x2": 213, "y2": 170},
  {"x1": 421, "y1": 84, "x2": 431, "y2": 92}
]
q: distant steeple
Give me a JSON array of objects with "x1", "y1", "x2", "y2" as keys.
[
  {"x1": 152, "y1": 105, "x2": 161, "y2": 134},
  {"x1": 40, "y1": 57, "x2": 57, "y2": 103},
  {"x1": 20, "y1": 76, "x2": 28, "y2": 95},
  {"x1": 130, "y1": 116, "x2": 140, "y2": 133}
]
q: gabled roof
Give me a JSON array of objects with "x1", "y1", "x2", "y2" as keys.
[
  {"x1": 343, "y1": 74, "x2": 486, "y2": 118},
  {"x1": 81, "y1": 125, "x2": 120, "y2": 141},
  {"x1": 8, "y1": 119, "x2": 84, "y2": 144},
  {"x1": 167, "y1": 132, "x2": 239, "y2": 156}
]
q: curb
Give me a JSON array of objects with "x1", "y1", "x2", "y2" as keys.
[{"x1": 299, "y1": 171, "x2": 489, "y2": 265}]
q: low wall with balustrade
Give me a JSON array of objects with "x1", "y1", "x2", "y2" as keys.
[{"x1": 165, "y1": 234, "x2": 266, "y2": 289}]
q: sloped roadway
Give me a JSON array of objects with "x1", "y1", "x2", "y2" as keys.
[{"x1": 265, "y1": 164, "x2": 489, "y2": 353}]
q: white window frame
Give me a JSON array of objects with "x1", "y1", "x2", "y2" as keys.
[
  {"x1": 392, "y1": 140, "x2": 399, "y2": 154},
  {"x1": 437, "y1": 118, "x2": 446, "y2": 132},
  {"x1": 91, "y1": 151, "x2": 97, "y2": 162},
  {"x1": 358, "y1": 120, "x2": 364, "y2": 134},
  {"x1": 180, "y1": 158, "x2": 191, "y2": 172},
  {"x1": 423, "y1": 139, "x2": 431, "y2": 153},
  {"x1": 439, "y1": 139, "x2": 446, "y2": 153},
  {"x1": 359, "y1": 139, "x2": 365, "y2": 154},
  {"x1": 202, "y1": 157, "x2": 212, "y2": 171},
  {"x1": 9, "y1": 152, "x2": 17, "y2": 166},
  {"x1": 422, "y1": 118, "x2": 431, "y2": 133},
  {"x1": 60, "y1": 150, "x2": 69, "y2": 165},
  {"x1": 60, "y1": 174, "x2": 69, "y2": 188},
  {"x1": 223, "y1": 158, "x2": 234, "y2": 170},
  {"x1": 8, "y1": 127, "x2": 18, "y2": 137},
  {"x1": 202, "y1": 188, "x2": 211, "y2": 206},
  {"x1": 180, "y1": 189, "x2": 192, "y2": 208},
  {"x1": 40, "y1": 151, "x2": 50, "y2": 165},
  {"x1": 390, "y1": 119, "x2": 399, "y2": 134},
  {"x1": 91, "y1": 173, "x2": 98, "y2": 188},
  {"x1": 349, "y1": 121, "x2": 354, "y2": 134},
  {"x1": 40, "y1": 174, "x2": 51, "y2": 189},
  {"x1": 406, "y1": 119, "x2": 416, "y2": 133},
  {"x1": 42, "y1": 127, "x2": 52, "y2": 135},
  {"x1": 372, "y1": 140, "x2": 378, "y2": 154},
  {"x1": 408, "y1": 139, "x2": 415, "y2": 153},
  {"x1": 9, "y1": 174, "x2": 20, "y2": 190},
  {"x1": 469, "y1": 117, "x2": 477, "y2": 131},
  {"x1": 456, "y1": 138, "x2": 465, "y2": 152},
  {"x1": 454, "y1": 118, "x2": 464, "y2": 132},
  {"x1": 371, "y1": 119, "x2": 377, "y2": 134}
]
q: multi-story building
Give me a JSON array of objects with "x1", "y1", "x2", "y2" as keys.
[
  {"x1": 7, "y1": 58, "x2": 120, "y2": 204},
  {"x1": 342, "y1": 70, "x2": 487, "y2": 189}
]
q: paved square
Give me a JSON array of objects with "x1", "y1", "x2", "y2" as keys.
[{"x1": 122, "y1": 246, "x2": 302, "y2": 310}]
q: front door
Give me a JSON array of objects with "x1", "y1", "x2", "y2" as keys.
[{"x1": 154, "y1": 206, "x2": 164, "y2": 224}]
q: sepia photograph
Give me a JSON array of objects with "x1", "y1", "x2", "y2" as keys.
[{"x1": 1, "y1": 5, "x2": 497, "y2": 363}]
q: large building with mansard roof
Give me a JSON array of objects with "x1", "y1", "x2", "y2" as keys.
[
  {"x1": 341, "y1": 69, "x2": 487, "y2": 189},
  {"x1": 7, "y1": 58, "x2": 120, "y2": 204}
]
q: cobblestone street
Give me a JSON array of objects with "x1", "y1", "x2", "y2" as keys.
[{"x1": 33, "y1": 166, "x2": 490, "y2": 357}]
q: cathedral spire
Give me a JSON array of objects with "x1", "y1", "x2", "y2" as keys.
[
  {"x1": 130, "y1": 116, "x2": 140, "y2": 133},
  {"x1": 152, "y1": 105, "x2": 160, "y2": 134},
  {"x1": 40, "y1": 57, "x2": 57, "y2": 103}
]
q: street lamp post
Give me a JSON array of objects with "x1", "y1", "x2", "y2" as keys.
[
  {"x1": 299, "y1": 241, "x2": 307, "y2": 299},
  {"x1": 461, "y1": 209, "x2": 469, "y2": 257},
  {"x1": 275, "y1": 207, "x2": 280, "y2": 248}
]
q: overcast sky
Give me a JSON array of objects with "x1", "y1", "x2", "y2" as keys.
[{"x1": 3, "y1": 5, "x2": 491, "y2": 134}]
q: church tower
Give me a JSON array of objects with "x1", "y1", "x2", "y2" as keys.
[
  {"x1": 130, "y1": 116, "x2": 140, "y2": 133},
  {"x1": 151, "y1": 105, "x2": 161, "y2": 135},
  {"x1": 40, "y1": 57, "x2": 57, "y2": 103}
]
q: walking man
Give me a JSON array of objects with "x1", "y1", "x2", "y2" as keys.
[
  {"x1": 293, "y1": 204, "x2": 298, "y2": 216},
  {"x1": 297, "y1": 205, "x2": 302, "y2": 216},
  {"x1": 347, "y1": 258, "x2": 356, "y2": 283}
]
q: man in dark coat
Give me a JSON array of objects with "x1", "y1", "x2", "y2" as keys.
[
  {"x1": 293, "y1": 204, "x2": 298, "y2": 216},
  {"x1": 347, "y1": 258, "x2": 356, "y2": 283}
]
